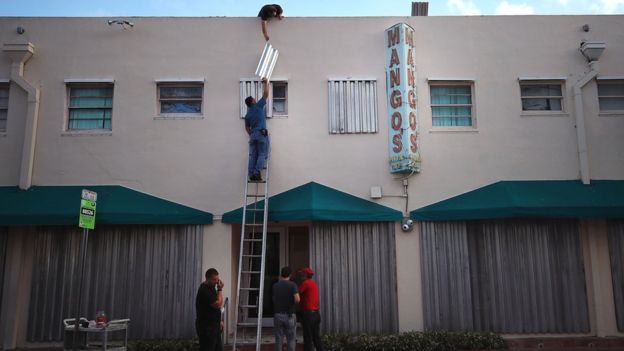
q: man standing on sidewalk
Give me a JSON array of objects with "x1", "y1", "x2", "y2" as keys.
[
  {"x1": 272, "y1": 266, "x2": 300, "y2": 351},
  {"x1": 196, "y1": 268, "x2": 224, "y2": 351},
  {"x1": 298, "y1": 267, "x2": 325, "y2": 351},
  {"x1": 244, "y1": 78, "x2": 269, "y2": 182}
]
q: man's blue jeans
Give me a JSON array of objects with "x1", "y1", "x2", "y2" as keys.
[
  {"x1": 248, "y1": 131, "x2": 269, "y2": 177},
  {"x1": 274, "y1": 313, "x2": 296, "y2": 351}
]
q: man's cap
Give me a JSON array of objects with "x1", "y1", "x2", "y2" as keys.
[{"x1": 299, "y1": 267, "x2": 314, "y2": 276}]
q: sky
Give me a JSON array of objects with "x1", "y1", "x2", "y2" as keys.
[{"x1": 1, "y1": 0, "x2": 623, "y2": 17}]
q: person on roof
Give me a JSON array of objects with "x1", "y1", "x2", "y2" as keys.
[{"x1": 258, "y1": 4, "x2": 283, "y2": 41}]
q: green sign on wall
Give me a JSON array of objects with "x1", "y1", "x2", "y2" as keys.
[{"x1": 79, "y1": 189, "x2": 97, "y2": 229}]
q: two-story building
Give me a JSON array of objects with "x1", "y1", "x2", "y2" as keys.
[{"x1": 0, "y1": 12, "x2": 623, "y2": 350}]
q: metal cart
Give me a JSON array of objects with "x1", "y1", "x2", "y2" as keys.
[{"x1": 63, "y1": 318, "x2": 130, "y2": 351}]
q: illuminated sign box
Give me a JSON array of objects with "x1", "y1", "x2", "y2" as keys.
[{"x1": 385, "y1": 23, "x2": 421, "y2": 174}]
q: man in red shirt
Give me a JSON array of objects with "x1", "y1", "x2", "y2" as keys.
[{"x1": 297, "y1": 267, "x2": 325, "y2": 351}]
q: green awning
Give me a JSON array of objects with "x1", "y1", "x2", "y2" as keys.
[
  {"x1": 410, "y1": 180, "x2": 624, "y2": 221},
  {"x1": 0, "y1": 185, "x2": 213, "y2": 226},
  {"x1": 222, "y1": 182, "x2": 402, "y2": 223}
]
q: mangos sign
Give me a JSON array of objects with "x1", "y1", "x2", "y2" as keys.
[{"x1": 385, "y1": 23, "x2": 421, "y2": 174}]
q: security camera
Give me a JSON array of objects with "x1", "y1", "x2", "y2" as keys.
[{"x1": 401, "y1": 217, "x2": 414, "y2": 232}]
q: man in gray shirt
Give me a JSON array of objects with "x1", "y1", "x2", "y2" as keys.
[{"x1": 272, "y1": 266, "x2": 300, "y2": 351}]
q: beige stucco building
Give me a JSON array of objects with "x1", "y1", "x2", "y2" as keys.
[{"x1": 0, "y1": 14, "x2": 623, "y2": 350}]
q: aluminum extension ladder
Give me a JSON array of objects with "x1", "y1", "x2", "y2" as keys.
[{"x1": 232, "y1": 158, "x2": 270, "y2": 351}]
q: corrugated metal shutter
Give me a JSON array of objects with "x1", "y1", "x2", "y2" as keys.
[
  {"x1": 0, "y1": 227, "x2": 7, "y2": 320},
  {"x1": 420, "y1": 222, "x2": 473, "y2": 330},
  {"x1": 608, "y1": 220, "x2": 624, "y2": 332},
  {"x1": 328, "y1": 79, "x2": 378, "y2": 134},
  {"x1": 421, "y1": 219, "x2": 589, "y2": 333},
  {"x1": 310, "y1": 222, "x2": 398, "y2": 334},
  {"x1": 240, "y1": 80, "x2": 281, "y2": 118},
  {"x1": 27, "y1": 225, "x2": 202, "y2": 341}
]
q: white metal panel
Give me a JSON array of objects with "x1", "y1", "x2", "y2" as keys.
[
  {"x1": 327, "y1": 79, "x2": 378, "y2": 134},
  {"x1": 255, "y1": 42, "x2": 279, "y2": 81}
]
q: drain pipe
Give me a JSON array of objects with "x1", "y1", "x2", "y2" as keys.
[
  {"x1": 2, "y1": 43, "x2": 39, "y2": 190},
  {"x1": 573, "y1": 61, "x2": 598, "y2": 185},
  {"x1": 574, "y1": 41, "x2": 606, "y2": 185}
]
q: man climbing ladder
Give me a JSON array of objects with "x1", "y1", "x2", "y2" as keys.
[{"x1": 244, "y1": 78, "x2": 270, "y2": 182}]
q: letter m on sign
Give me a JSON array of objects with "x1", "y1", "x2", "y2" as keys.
[{"x1": 387, "y1": 26, "x2": 400, "y2": 48}]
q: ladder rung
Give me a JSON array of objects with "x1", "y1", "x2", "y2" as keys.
[
  {"x1": 241, "y1": 271, "x2": 261, "y2": 274},
  {"x1": 237, "y1": 322, "x2": 259, "y2": 327},
  {"x1": 243, "y1": 238, "x2": 263, "y2": 242},
  {"x1": 239, "y1": 287, "x2": 260, "y2": 291},
  {"x1": 245, "y1": 208, "x2": 264, "y2": 212},
  {"x1": 239, "y1": 304, "x2": 258, "y2": 308},
  {"x1": 246, "y1": 194, "x2": 265, "y2": 198},
  {"x1": 245, "y1": 223, "x2": 264, "y2": 227},
  {"x1": 242, "y1": 254, "x2": 262, "y2": 257}
]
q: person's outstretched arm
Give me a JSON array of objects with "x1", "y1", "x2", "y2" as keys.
[
  {"x1": 261, "y1": 20, "x2": 269, "y2": 41},
  {"x1": 262, "y1": 78, "x2": 269, "y2": 100}
]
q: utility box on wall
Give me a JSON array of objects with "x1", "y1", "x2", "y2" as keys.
[{"x1": 385, "y1": 23, "x2": 421, "y2": 174}]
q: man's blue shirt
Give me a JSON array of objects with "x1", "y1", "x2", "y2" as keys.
[{"x1": 245, "y1": 98, "x2": 267, "y2": 132}]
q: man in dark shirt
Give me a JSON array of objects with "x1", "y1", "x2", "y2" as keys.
[
  {"x1": 272, "y1": 266, "x2": 300, "y2": 351},
  {"x1": 196, "y1": 268, "x2": 224, "y2": 351},
  {"x1": 298, "y1": 267, "x2": 324, "y2": 351},
  {"x1": 244, "y1": 78, "x2": 270, "y2": 182},
  {"x1": 258, "y1": 4, "x2": 283, "y2": 41}
]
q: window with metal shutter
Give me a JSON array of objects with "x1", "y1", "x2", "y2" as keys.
[
  {"x1": 328, "y1": 79, "x2": 378, "y2": 134},
  {"x1": 239, "y1": 79, "x2": 288, "y2": 118}
]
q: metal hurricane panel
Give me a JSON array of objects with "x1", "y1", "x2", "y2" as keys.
[
  {"x1": 385, "y1": 23, "x2": 421, "y2": 174},
  {"x1": 608, "y1": 220, "x2": 624, "y2": 332},
  {"x1": 255, "y1": 42, "x2": 279, "y2": 80},
  {"x1": 310, "y1": 222, "x2": 398, "y2": 334},
  {"x1": 327, "y1": 80, "x2": 378, "y2": 134}
]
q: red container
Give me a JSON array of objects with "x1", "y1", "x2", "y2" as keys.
[{"x1": 95, "y1": 311, "x2": 107, "y2": 326}]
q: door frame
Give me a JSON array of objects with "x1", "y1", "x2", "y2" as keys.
[{"x1": 245, "y1": 226, "x2": 287, "y2": 327}]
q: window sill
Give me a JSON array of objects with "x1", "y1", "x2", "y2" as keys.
[
  {"x1": 598, "y1": 111, "x2": 624, "y2": 117},
  {"x1": 154, "y1": 115, "x2": 204, "y2": 120},
  {"x1": 61, "y1": 131, "x2": 113, "y2": 137},
  {"x1": 520, "y1": 111, "x2": 569, "y2": 117},
  {"x1": 429, "y1": 127, "x2": 478, "y2": 133}
]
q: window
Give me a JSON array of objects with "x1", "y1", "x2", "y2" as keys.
[
  {"x1": 597, "y1": 80, "x2": 624, "y2": 113},
  {"x1": 0, "y1": 84, "x2": 8, "y2": 132},
  {"x1": 271, "y1": 82, "x2": 287, "y2": 116},
  {"x1": 429, "y1": 82, "x2": 473, "y2": 127},
  {"x1": 239, "y1": 80, "x2": 288, "y2": 118},
  {"x1": 67, "y1": 84, "x2": 113, "y2": 130},
  {"x1": 327, "y1": 79, "x2": 378, "y2": 134},
  {"x1": 519, "y1": 81, "x2": 564, "y2": 111},
  {"x1": 157, "y1": 83, "x2": 203, "y2": 116}
]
